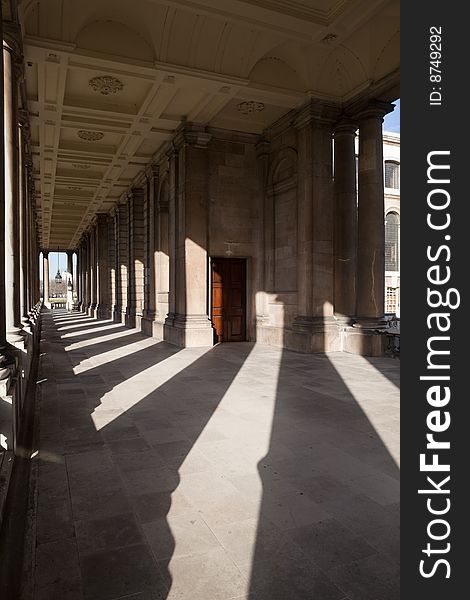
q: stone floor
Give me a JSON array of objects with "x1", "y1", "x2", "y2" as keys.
[{"x1": 24, "y1": 309, "x2": 400, "y2": 600}]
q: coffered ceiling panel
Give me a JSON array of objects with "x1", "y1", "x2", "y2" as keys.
[{"x1": 18, "y1": 0, "x2": 399, "y2": 250}]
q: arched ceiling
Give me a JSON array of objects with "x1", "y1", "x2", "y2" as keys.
[{"x1": 17, "y1": 0, "x2": 400, "y2": 250}]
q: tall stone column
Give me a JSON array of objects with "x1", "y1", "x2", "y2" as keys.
[
  {"x1": 18, "y1": 116, "x2": 30, "y2": 332},
  {"x1": 255, "y1": 139, "x2": 270, "y2": 330},
  {"x1": 66, "y1": 250, "x2": 73, "y2": 311},
  {"x1": 116, "y1": 202, "x2": 129, "y2": 323},
  {"x1": 334, "y1": 119, "x2": 358, "y2": 320},
  {"x1": 346, "y1": 102, "x2": 393, "y2": 356},
  {"x1": 1, "y1": 13, "x2": 11, "y2": 382},
  {"x1": 96, "y1": 214, "x2": 111, "y2": 318},
  {"x1": 128, "y1": 188, "x2": 145, "y2": 328},
  {"x1": 77, "y1": 243, "x2": 82, "y2": 309},
  {"x1": 84, "y1": 235, "x2": 91, "y2": 311},
  {"x1": 108, "y1": 209, "x2": 119, "y2": 321},
  {"x1": 89, "y1": 226, "x2": 97, "y2": 316},
  {"x1": 355, "y1": 103, "x2": 392, "y2": 326},
  {"x1": 142, "y1": 166, "x2": 159, "y2": 335},
  {"x1": 155, "y1": 172, "x2": 170, "y2": 336},
  {"x1": 291, "y1": 102, "x2": 340, "y2": 352},
  {"x1": 75, "y1": 248, "x2": 81, "y2": 309},
  {"x1": 164, "y1": 124, "x2": 213, "y2": 347},
  {"x1": 42, "y1": 251, "x2": 50, "y2": 308},
  {"x1": 3, "y1": 39, "x2": 23, "y2": 343}
]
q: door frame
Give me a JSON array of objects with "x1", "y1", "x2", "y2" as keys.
[{"x1": 209, "y1": 256, "x2": 249, "y2": 343}]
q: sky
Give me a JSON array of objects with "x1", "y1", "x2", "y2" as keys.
[
  {"x1": 40, "y1": 251, "x2": 76, "y2": 282},
  {"x1": 383, "y1": 99, "x2": 400, "y2": 133}
]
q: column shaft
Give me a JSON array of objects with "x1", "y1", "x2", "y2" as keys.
[
  {"x1": 164, "y1": 125, "x2": 213, "y2": 347},
  {"x1": 129, "y1": 189, "x2": 145, "y2": 326},
  {"x1": 356, "y1": 108, "x2": 388, "y2": 324},
  {"x1": 43, "y1": 252, "x2": 50, "y2": 308},
  {"x1": 96, "y1": 214, "x2": 110, "y2": 318},
  {"x1": 334, "y1": 121, "x2": 358, "y2": 319},
  {"x1": 3, "y1": 41, "x2": 22, "y2": 341},
  {"x1": 66, "y1": 251, "x2": 73, "y2": 311}
]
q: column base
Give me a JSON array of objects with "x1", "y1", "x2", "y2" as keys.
[
  {"x1": 290, "y1": 316, "x2": 341, "y2": 352},
  {"x1": 141, "y1": 317, "x2": 166, "y2": 339},
  {"x1": 6, "y1": 328, "x2": 25, "y2": 345},
  {"x1": 164, "y1": 314, "x2": 214, "y2": 348},
  {"x1": 124, "y1": 308, "x2": 136, "y2": 328},
  {"x1": 342, "y1": 327, "x2": 388, "y2": 356},
  {"x1": 96, "y1": 304, "x2": 112, "y2": 319}
]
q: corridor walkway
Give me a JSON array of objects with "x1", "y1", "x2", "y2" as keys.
[{"x1": 24, "y1": 310, "x2": 400, "y2": 600}]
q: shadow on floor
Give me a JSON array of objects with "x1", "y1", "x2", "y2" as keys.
[{"x1": 30, "y1": 309, "x2": 399, "y2": 600}]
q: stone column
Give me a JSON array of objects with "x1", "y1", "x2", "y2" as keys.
[
  {"x1": 96, "y1": 214, "x2": 111, "y2": 318},
  {"x1": 255, "y1": 139, "x2": 270, "y2": 331},
  {"x1": 155, "y1": 172, "x2": 170, "y2": 337},
  {"x1": 116, "y1": 202, "x2": 129, "y2": 323},
  {"x1": 84, "y1": 235, "x2": 90, "y2": 311},
  {"x1": 345, "y1": 102, "x2": 393, "y2": 356},
  {"x1": 165, "y1": 148, "x2": 177, "y2": 327},
  {"x1": 89, "y1": 225, "x2": 97, "y2": 316},
  {"x1": 355, "y1": 104, "x2": 391, "y2": 326},
  {"x1": 75, "y1": 248, "x2": 81, "y2": 309},
  {"x1": 76, "y1": 243, "x2": 82, "y2": 309},
  {"x1": 291, "y1": 102, "x2": 340, "y2": 352},
  {"x1": 1, "y1": 14, "x2": 11, "y2": 383},
  {"x1": 142, "y1": 166, "x2": 159, "y2": 335},
  {"x1": 3, "y1": 39, "x2": 23, "y2": 343},
  {"x1": 128, "y1": 188, "x2": 145, "y2": 328},
  {"x1": 66, "y1": 250, "x2": 73, "y2": 311},
  {"x1": 18, "y1": 116, "x2": 30, "y2": 332},
  {"x1": 334, "y1": 119, "x2": 358, "y2": 320},
  {"x1": 164, "y1": 124, "x2": 213, "y2": 347},
  {"x1": 108, "y1": 209, "x2": 118, "y2": 320},
  {"x1": 42, "y1": 251, "x2": 50, "y2": 308}
]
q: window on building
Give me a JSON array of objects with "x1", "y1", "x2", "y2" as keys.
[
  {"x1": 385, "y1": 161, "x2": 400, "y2": 189},
  {"x1": 385, "y1": 212, "x2": 400, "y2": 271}
]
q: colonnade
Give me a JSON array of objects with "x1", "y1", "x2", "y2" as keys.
[
  {"x1": 69, "y1": 104, "x2": 392, "y2": 356},
  {"x1": 1, "y1": 19, "x2": 42, "y2": 453}
]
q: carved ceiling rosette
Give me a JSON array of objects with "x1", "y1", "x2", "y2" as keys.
[
  {"x1": 236, "y1": 100, "x2": 265, "y2": 114},
  {"x1": 77, "y1": 130, "x2": 104, "y2": 141},
  {"x1": 89, "y1": 75, "x2": 124, "y2": 96}
]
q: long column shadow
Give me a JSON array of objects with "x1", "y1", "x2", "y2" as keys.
[
  {"x1": 33, "y1": 309, "x2": 399, "y2": 600},
  {"x1": 247, "y1": 347, "x2": 400, "y2": 600},
  {"x1": 34, "y1": 310, "x2": 254, "y2": 600}
]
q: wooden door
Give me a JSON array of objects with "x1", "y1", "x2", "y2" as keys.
[{"x1": 211, "y1": 258, "x2": 246, "y2": 343}]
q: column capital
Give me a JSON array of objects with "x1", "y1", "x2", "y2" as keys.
[
  {"x1": 355, "y1": 100, "x2": 394, "y2": 122},
  {"x1": 145, "y1": 163, "x2": 159, "y2": 180},
  {"x1": 334, "y1": 118, "x2": 358, "y2": 136},
  {"x1": 293, "y1": 99, "x2": 341, "y2": 130},
  {"x1": 173, "y1": 122, "x2": 212, "y2": 150},
  {"x1": 255, "y1": 138, "x2": 271, "y2": 158},
  {"x1": 95, "y1": 213, "x2": 109, "y2": 225}
]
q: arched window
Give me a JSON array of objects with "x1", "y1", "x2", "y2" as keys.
[
  {"x1": 385, "y1": 212, "x2": 400, "y2": 271},
  {"x1": 385, "y1": 161, "x2": 400, "y2": 189}
]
